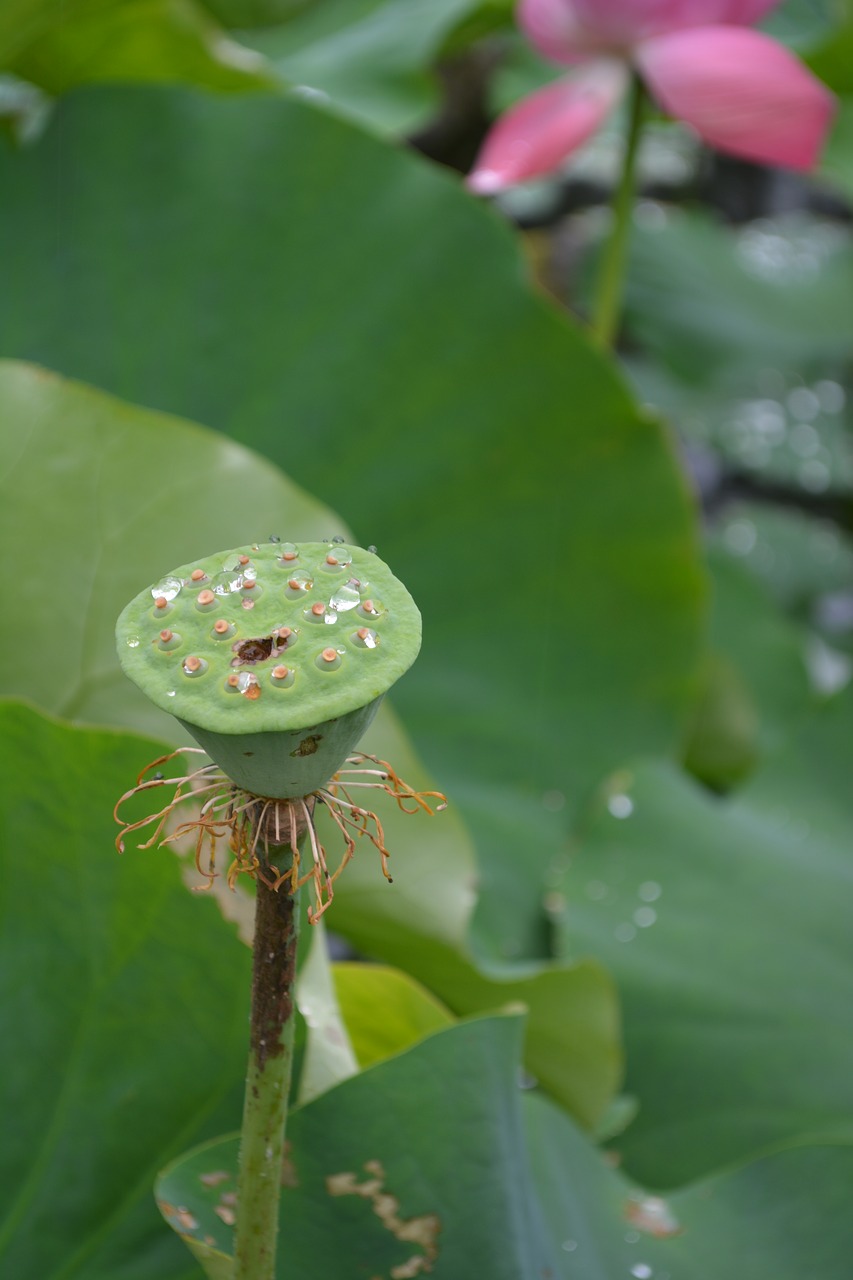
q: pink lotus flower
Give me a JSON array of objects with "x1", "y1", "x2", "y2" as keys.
[{"x1": 468, "y1": 0, "x2": 835, "y2": 193}]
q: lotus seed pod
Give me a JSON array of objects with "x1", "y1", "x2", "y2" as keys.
[{"x1": 116, "y1": 540, "x2": 421, "y2": 798}]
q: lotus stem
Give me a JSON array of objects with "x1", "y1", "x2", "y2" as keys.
[
  {"x1": 233, "y1": 840, "x2": 303, "y2": 1280},
  {"x1": 591, "y1": 73, "x2": 646, "y2": 351}
]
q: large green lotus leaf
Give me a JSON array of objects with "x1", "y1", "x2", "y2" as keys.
[
  {"x1": 0, "y1": 699, "x2": 251, "y2": 1278},
  {"x1": 0, "y1": 360, "x2": 622, "y2": 1129},
  {"x1": 240, "y1": 0, "x2": 476, "y2": 133},
  {"x1": 155, "y1": 1013, "x2": 560, "y2": 1279},
  {"x1": 0, "y1": 86, "x2": 705, "y2": 962},
  {"x1": 5, "y1": 0, "x2": 275, "y2": 93},
  {"x1": 527, "y1": 1092, "x2": 853, "y2": 1280},
  {"x1": 554, "y1": 685, "x2": 853, "y2": 1186}
]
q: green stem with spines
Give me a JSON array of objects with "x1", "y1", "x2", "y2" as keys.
[
  {"x1": 233, "y1": 846, "x2": 302, "y2": 1280},
  {"x1": 591, "y1": 73, "x2": 646, "y2": 351}
]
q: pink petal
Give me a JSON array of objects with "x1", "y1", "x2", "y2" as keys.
[
  {"x1": 636, "y1": 27, "x2": 835, "y2": 170},
  {"x1": 519, "y1": 0, "x2": 780, "y2": 64},
  {"x1": 467, "y1": 61, "x2": 628, "y2": 194}
]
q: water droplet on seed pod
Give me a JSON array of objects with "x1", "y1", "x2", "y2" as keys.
[
  {"x1": 150, "y1": 576, "x2": 182, "y2": 602},
  {"x1": 329, "y1": 580, "x2": 361, "y2": 612}
]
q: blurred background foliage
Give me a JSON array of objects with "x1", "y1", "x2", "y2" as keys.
[{"x1": 0, "y1": 0, "x2": 851, "y2": 1276}]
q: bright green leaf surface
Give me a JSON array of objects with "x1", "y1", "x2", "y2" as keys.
[
  {"x1": 0, "y1": 86, "x2": 705, "y2": 962},
  {"x1": 0, "y1": 700, "x2": 249, "y2": 1278},
  {"x1": 332, "y1": 962, "x2": 453, "y2": 1068},
  {"x1": 156, "y1": 1014, "x2": 559, "y2": 1279},
  {"x1": 0, "y1": 360, "x2": 622, "y2": 1129},
  {"x1": 0, "y1": 361, "x2": 344, "y2": 739},
  {"x1": 555, "y1": 687, "x2": 853, "y2": 1185},
  {"x1": 7, "y1": 0, "x2": 276, "y2": 93}
]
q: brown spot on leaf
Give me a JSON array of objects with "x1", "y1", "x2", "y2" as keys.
[{"x1": 326, "y1": 1160, "x2": 440, "y2": 1277}]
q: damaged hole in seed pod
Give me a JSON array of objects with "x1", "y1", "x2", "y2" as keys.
[
  {"x1": 353, "y1": 627, "x2": 379, "y2": 649},
  {"x1": 316, "y1": 647, "x2": 343, "y2": 671},
  {"x1": 233, "y1": 635, "x2": 274, "y2": 664},
  {"x1": 271, "y1": 664, "x2": 294, "y2": 688},
  {"x1": 231, "y1": 631, "x2": 294, "y2": 667},
  {"x1": 211, "y1": 619, "x2": 237, "y2": 641},
  {"x1": 116, "y1": 539, "x2": 424, "y2": 801},
  {"x1": 182, "y1": 655, "x2": 208, "y2": 678},
  {"x1": 156, "y1": 629, "x2": 181, "y2": 652},
  {"x1": 195, "y1": 589, "x2": 216, "y2": 611}
]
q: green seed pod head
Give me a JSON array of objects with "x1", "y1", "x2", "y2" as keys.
[{"x1": 116, "y1": 539, "x2": 421, "y2": 798}]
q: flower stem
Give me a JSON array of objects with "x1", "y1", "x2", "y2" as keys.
[
  {"x1": 591, "y1": 73, "x2": 645, "y2": 351},
  {"x1": 233, "y1": 850, "x2": 302, "y2": 1280}
]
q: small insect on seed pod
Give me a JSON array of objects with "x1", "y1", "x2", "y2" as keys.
[{"x1": 115, "y1": 540, "x2": 422, "y2": 798}]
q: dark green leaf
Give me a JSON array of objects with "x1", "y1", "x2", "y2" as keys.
[
  {"x1": 155, "y1": 1013, "x2": 558, "y2": 1279},
  {"x1": 528, "y1": 1092, "x2": 853, "y2": 1280},
  {"x1": 682, "y1": 546, "x2": 815, "y2": 787},
  {"x1": 555, "y1": 687, "x2": 853, "y2": 1185},
  {"x1": 0, "y1": 700, "x2": 250, "y2": 1278}
]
